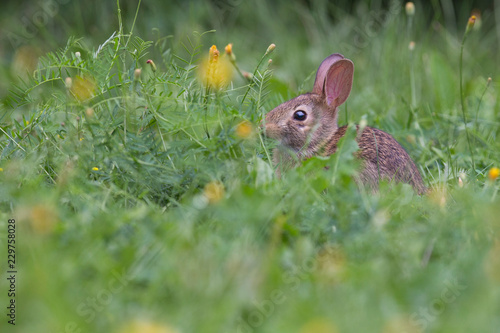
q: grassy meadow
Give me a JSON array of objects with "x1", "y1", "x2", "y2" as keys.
[{"x1": 1, "y1": 0, "x2": 500, "y2": 332}]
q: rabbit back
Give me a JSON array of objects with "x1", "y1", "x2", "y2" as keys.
[{"x1": 327, "y1": 125, "x2": 427, "y2": 194}]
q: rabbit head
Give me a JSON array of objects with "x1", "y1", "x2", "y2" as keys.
[{"x1": 264, "y1": 53, "x2": 354, "y2": 156}]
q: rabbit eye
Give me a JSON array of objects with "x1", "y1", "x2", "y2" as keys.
[{"x1": 293, "y1": 110, "x2": 307, "y2": 121}]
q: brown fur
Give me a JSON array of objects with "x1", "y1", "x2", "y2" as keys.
[{"x1": 327, "y1": 125, "x2": 427, "y2": 194}]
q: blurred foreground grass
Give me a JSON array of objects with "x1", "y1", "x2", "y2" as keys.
[{"x1": 1, "y1": 1, "x2": 500, "y2": 332}]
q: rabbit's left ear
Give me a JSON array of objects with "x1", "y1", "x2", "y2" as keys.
[
  {"x1": 312, "y1": 53, "x2": 345, "y2": 95},
  {"x1": 323, "y1": 59, "x2": 354, "y2": 109}
]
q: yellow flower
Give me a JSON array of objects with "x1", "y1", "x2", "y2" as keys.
[
  {"x1": 0, "y1": 168, "x2": 3, "y2": 172},
  {"x1": 382, "y1": 315, "x2": 421, "y2": 333},
  {"x1": 92, "y1": 167, "x2": 99, "y2": 171},
  {"x1": 70, "y1": 76, "x2": 96, "y2": 101},
  {"x1": 30, "y1": 204, "x2": 58, "y2": 235},
  {"x1": 299, "y1": 318, "x2": 338, "y2": 333},
  {"x1": 118, "y1": 319, "x2": 179, "y2": 333},
  {"x1": 79, "y1": 138, "x2": 83, "y2": 141},
  {"x1": 203, "y1": 181, "x2": 225, "y2": 204},
  {"x1": 488, "y1": 167, "x2": 500, "y2": 181},
  {"x1": 235, "y1": 121, "x2": 253, "y2": 139},
  {"x1": 11, "y1": 45, "x2": 40, "y2": 80},
  {"x1": 198, "y1": 45, "x2": 233, "y2": 90}
]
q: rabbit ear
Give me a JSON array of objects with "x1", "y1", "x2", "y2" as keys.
[
  {"x1": 324, "y1": 59, "x2": 354, "y2": 108},
  {"x1": 312, "y1": 53, "x2": 345, "y2": 95}
]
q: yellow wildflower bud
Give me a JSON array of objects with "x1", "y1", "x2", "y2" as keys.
[
  {"x1": 405, "y1": 2, "x2": 415, "y2": 16},
  {"x1": 242, "y1": 71, "x2": 253, "y2": 81},
  {"x1": 225, "y1": 43, "x2": 233, "y2": 56},
  {"x1": 30, "y1": 204, "x2": 58, "y2": 235},
  {"x1": 146, "y1": 59, "x2": 157, "y2": 73},
  {"x1": 0, "y1": 168, "x2": 3, "y2": 172},
  {"x1": 488, "y1": 167, "x2": 500, "y2": 181},
  {"x1": 118, "y1": 319, "x2": 180, "y2": 333},
  {"x1": 266, "y1": 43, "x2": 276, "y2": 55},
  {"x1": 299, "y1": 318, "x2": 339, "y2": 333},
  {"x1": 225, "y1": 43, "x2": 236, "y2": 62},
  {"x1": 134, "y1": 68, "x2": 141, "y2": 80},
  {"x1": 471, "y1": 10, "x2": 482, "y2": 30},
  {"x1": 203, "y1": 181, "x2": 225, "y2": 204},
  {"x1": 92, "y1": 167, "x2": 99, "y2": 171},
  {"x1": 466, "y1": 15, "x2": 476, "y2": 33},
  {"x1": 235, "y1": 121, "x2": 253, "y2": 139}
]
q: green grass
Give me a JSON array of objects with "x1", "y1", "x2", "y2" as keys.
[{"x1": 1, "y1": 1, "x2": 500, "y2": 332}]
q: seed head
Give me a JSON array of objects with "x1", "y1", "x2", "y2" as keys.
[
  {"x1": 134, "y1": 68, "x2": 142, "y2": 80},
  {"x1": 466, "y1": 15, "x2": 476, "y2": 33},
  {"x1": 266, "y1": 43, "x2": 276, "y2": 55},
  {"x1": 65, "y1": 77, "x2": 72, "y2": 89},
  {"x1": 146, "y1": 59, "x2": 157, "y2": 73},
  {"x1": 405, "y1": 2, "x2": 415, "y2": 16},
  {"x1": 242, "y1": 71, "x2": 253, "y2": 81}
]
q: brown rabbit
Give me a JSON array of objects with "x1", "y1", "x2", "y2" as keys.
[{"x1": 264, "y1": 53, "x2": 426, "y2": 194}]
